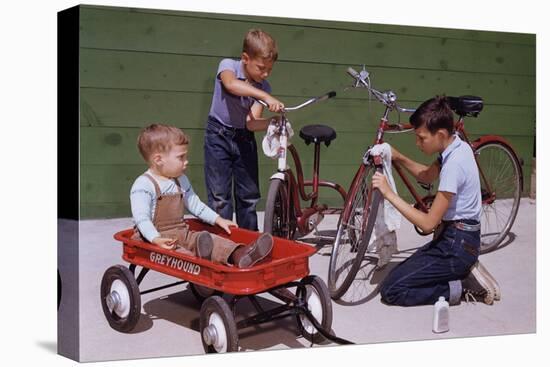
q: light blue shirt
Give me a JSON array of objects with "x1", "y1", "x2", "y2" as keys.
[
  {"x1": 208, "y1": 58, "x2": 272, "y2": 129},
  {"x1": 130, "y1": 170, "x2": 219, "y2": 242},
  {"x1": 437, "y1": 134, "x2": 482, "y2": 221}
]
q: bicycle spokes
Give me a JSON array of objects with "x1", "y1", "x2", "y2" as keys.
[{"x1": 475, "y1": 142, "x2": 521, "y2": 253}]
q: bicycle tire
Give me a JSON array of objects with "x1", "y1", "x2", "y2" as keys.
[
  {"x1": 475, "y1": 141, "x2": 522, "y2": 253},
  {"x1": 263, "y1": 178, "x2": 297, "y2": 239},
  {"x1": 328, "y1": 163, "x2": 382, "y2": 300}
]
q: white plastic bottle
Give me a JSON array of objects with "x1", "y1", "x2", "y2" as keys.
[{"x1": 432, "y1": 296, "x2": 450, "y2": 333}]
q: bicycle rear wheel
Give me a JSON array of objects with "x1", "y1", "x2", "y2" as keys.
[
  {"x1": 263, "y1": 178, "x2": 297, "y2": 239},
  {"x1": 328, "y1": 163, "x2": 382, "y2": 300},
  {"x1": 475, "y1": 141, "x2": 522, "y2": 253}
]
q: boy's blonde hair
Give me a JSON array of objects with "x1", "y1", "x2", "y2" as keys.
[
  {"x1": 137, "y1": 123, "x2": 189, "y2": 162},
  {"x1": 242, "y1": 28, "x2": 278, "y2": 61}
]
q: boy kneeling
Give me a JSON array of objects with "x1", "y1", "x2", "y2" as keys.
[{"x1": 373, "y1": 97, "x2": 500, "y2": 306}]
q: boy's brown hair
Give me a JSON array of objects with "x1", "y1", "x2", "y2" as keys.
[
  {"x1": 242, "y1": 28, "x2": 278, "y2": 61},
  {"x1": 137, "y1": 123, "x2": 189, "y2": 162},
  {"x1": 409, "y1": 95, "x2": 455, "y2": 135}
]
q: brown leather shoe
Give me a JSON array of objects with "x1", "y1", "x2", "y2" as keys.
[
  {"x1": 232, "y1": 233, "x2": 273, "y2": 268},
  {"x1": 196, "y1": 231, "x2": 213, "y2": 259}
]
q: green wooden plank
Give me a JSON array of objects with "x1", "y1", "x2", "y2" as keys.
[
  {"x1": 81, "y1": 162, "x2": 359, "y2": 205},
  {"x1": 80, "y1": 126, "x2": 208, "y2": 165},
  {"x1": 76, "y1": 5, "x2": 535, "y2": 220},
  {"x1": 81, "y1": 132, "x2": 533, "y2": 196},
  {"x1": 81, "y1": 202, "x2": 131, "y2": 219},
  {"x1": 79, "y1": 49, "x2": 218, "y2": 93},
  {"x1": 80, "y1": 49, "x2": 535, "y2": 107},
  {"x1": 80, "y1": 89, "x2": 213, "y2": 127},
  {"x1": 81, "y1": 88, "x2": 536, "y2": 138},
  {"x1": 81, "y1": 5, "x2": 535, "y2": 46},
  {"x1": 294, "y1": 133, "x2": 535, "y2": 169},
  {"x1": 80, "y1": 126, "x2": 534, "y2": 172},
  {"x1": 81, "y1": 160, "x2": 532, "y2": 219},
  {"x1": 79, "y1": 7, "x2": 534, "y2": 75}
]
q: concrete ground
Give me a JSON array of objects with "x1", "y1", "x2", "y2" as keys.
[{"x1": 64, "y1": 199, "x2": 536, "y2": 362}]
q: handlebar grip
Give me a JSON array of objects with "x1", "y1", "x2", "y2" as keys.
[
  {"x1": 318, "y1": 91, "x2": 337, "y2": 102},
  {"x1": 347, "y1": 67, "x2": 360, "y2": 78}
]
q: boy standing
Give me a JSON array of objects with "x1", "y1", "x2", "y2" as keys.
[
  {"x1": 130, "y1": 124, "x2": 273, "y2": 268},
  {"x1": 204, "y1": 29, "x2": 284, "y2": 230},
  {"x1": 373, "y1": 96, "x2": 500, "y2": 306}
]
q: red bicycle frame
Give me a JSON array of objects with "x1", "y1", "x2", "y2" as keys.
[{"x1": 279, "y1": 144, "x2": 348, "y2": 236}]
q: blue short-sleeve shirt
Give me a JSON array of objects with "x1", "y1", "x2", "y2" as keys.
[
  {"x1": 208, "y1": 58, "x2": 272, "y2": 129},
  {"x1": 437, "y1": 134, "x2": 482, "y2": 221}
]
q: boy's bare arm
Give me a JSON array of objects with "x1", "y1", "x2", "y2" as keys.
[
  {"x1": 384, "y1": 189, "x2": 452, "y2": 232},
  {"x1": 372, "y1": 169, "x2": 453, "y2": 232},
  {"x1": 219, "y1": 70, "x2": 283, "y2": 112},
  {"x1": 392, "y1": 146, "x2": 440, "y2": 184},
  {"x1": 246, "y1": 104, "x2": 271, "y2": 131}
]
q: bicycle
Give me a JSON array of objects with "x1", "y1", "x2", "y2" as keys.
[
  {"x1": 257, "y1": 92, "x2": 347, "y2": 240},
  {"x1": 328, "y1": 66, "x2": 523, "y2": 300}
]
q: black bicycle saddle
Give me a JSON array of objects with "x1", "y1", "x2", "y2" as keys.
[
  {"x1": 299, "y1": 124, "x2": 337, "y2": 146},
  {"x1": 447, "y1": 95, "x2": 484, "y2": 117}
]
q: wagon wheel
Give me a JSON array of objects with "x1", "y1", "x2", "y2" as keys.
[
  {"x1": 200, "y1": 296, "x2": 239, "y2": 353},
  {"x1": 295, "y1": 275, "x2": 333, "y2": 344},
  {"x1": 189, "y1": 283, "x2": 222, "y2": 303},
  {"x1": 100, "y1": 265, "x2": 141, "y2": 333}
]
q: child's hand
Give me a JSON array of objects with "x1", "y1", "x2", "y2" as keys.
[
  {"x1": 372, "y1": 172, "x2": 392, "y2": 197},
  {"x1": 152, "y1": 237, "x2": 177, "y2": 250},
  {"x1": 264, "y1": 95, "x2": 285, "y2": 113},
  {"x1": 215, "y1": 216, "x2": 238, "y2": 234}
]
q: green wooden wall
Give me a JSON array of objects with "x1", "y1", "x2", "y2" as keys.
[{"x1": 78, "y1": 5, "x2": 536, "y2": 219}]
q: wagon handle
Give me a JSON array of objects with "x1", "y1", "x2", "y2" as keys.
[{"x1": 299, "y1": 305, "x2": 354, "y2": 345}]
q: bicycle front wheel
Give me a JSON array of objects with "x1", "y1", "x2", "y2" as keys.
[
  {"x1": 328, "y1": 163, "x2": 382, "y2": 300},
  {"x1": 263, "y1": 178, "x2": 297, "y2": 239},
  {"x1": 475, "y1": 141, "x2": 522, "y2": 253}
]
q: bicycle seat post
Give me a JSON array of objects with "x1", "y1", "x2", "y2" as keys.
[{"x1": 312, "y1": 142, "x2": 321, "y2": 206}]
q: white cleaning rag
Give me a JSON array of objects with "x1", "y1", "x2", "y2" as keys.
[
  {"x1": 262, "y1": 120, "x2": 294, "y2": 158},
  {"x1": 368, "y1": 143, "x2": 402, "y2": 265}
]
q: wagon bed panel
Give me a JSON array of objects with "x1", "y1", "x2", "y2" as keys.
[{"x1": 114, "y1": 219, "x2": 316, "y2": 295}]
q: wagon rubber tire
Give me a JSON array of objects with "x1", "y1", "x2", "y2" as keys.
[
  {"x1": 295, "y1": 275, "x2": 333, "y2": 344},
  {"x1": 100, "y1": 265, "x2": 141, "y2": 333},
  {"x1": 200, "y1": 296, "x2": 239, "y2": 353},
  {"x1": 189, "y1": 283, "x2": 222, "y2": 303}
]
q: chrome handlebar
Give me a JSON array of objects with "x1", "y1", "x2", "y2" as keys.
[
  {"x1": 347, "y1": 66, "x2": 415, "y2": 114},
  {"x1": 256, "y1": 91, "x2": 337, "y2": 113}
]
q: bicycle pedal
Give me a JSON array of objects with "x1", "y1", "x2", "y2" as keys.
[{"x1": 307, "y1": 212, "x2": 325, "y2": 233}]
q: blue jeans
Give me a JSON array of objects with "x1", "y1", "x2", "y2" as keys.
[
  {"x1": 204, "y1": 117, "x2": 260, "y2": 231},
  {"x1": 380, "y1": 220, "x2": 480, "y2": 306}
]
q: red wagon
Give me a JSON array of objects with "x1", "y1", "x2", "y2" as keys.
[{"x1": 100, "y1": 219, "x2": 350, "y2": 353}]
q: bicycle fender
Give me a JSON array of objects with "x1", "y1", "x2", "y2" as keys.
[{"x1": 472, "y1": 135, "x2": 520, "y2": 161}]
